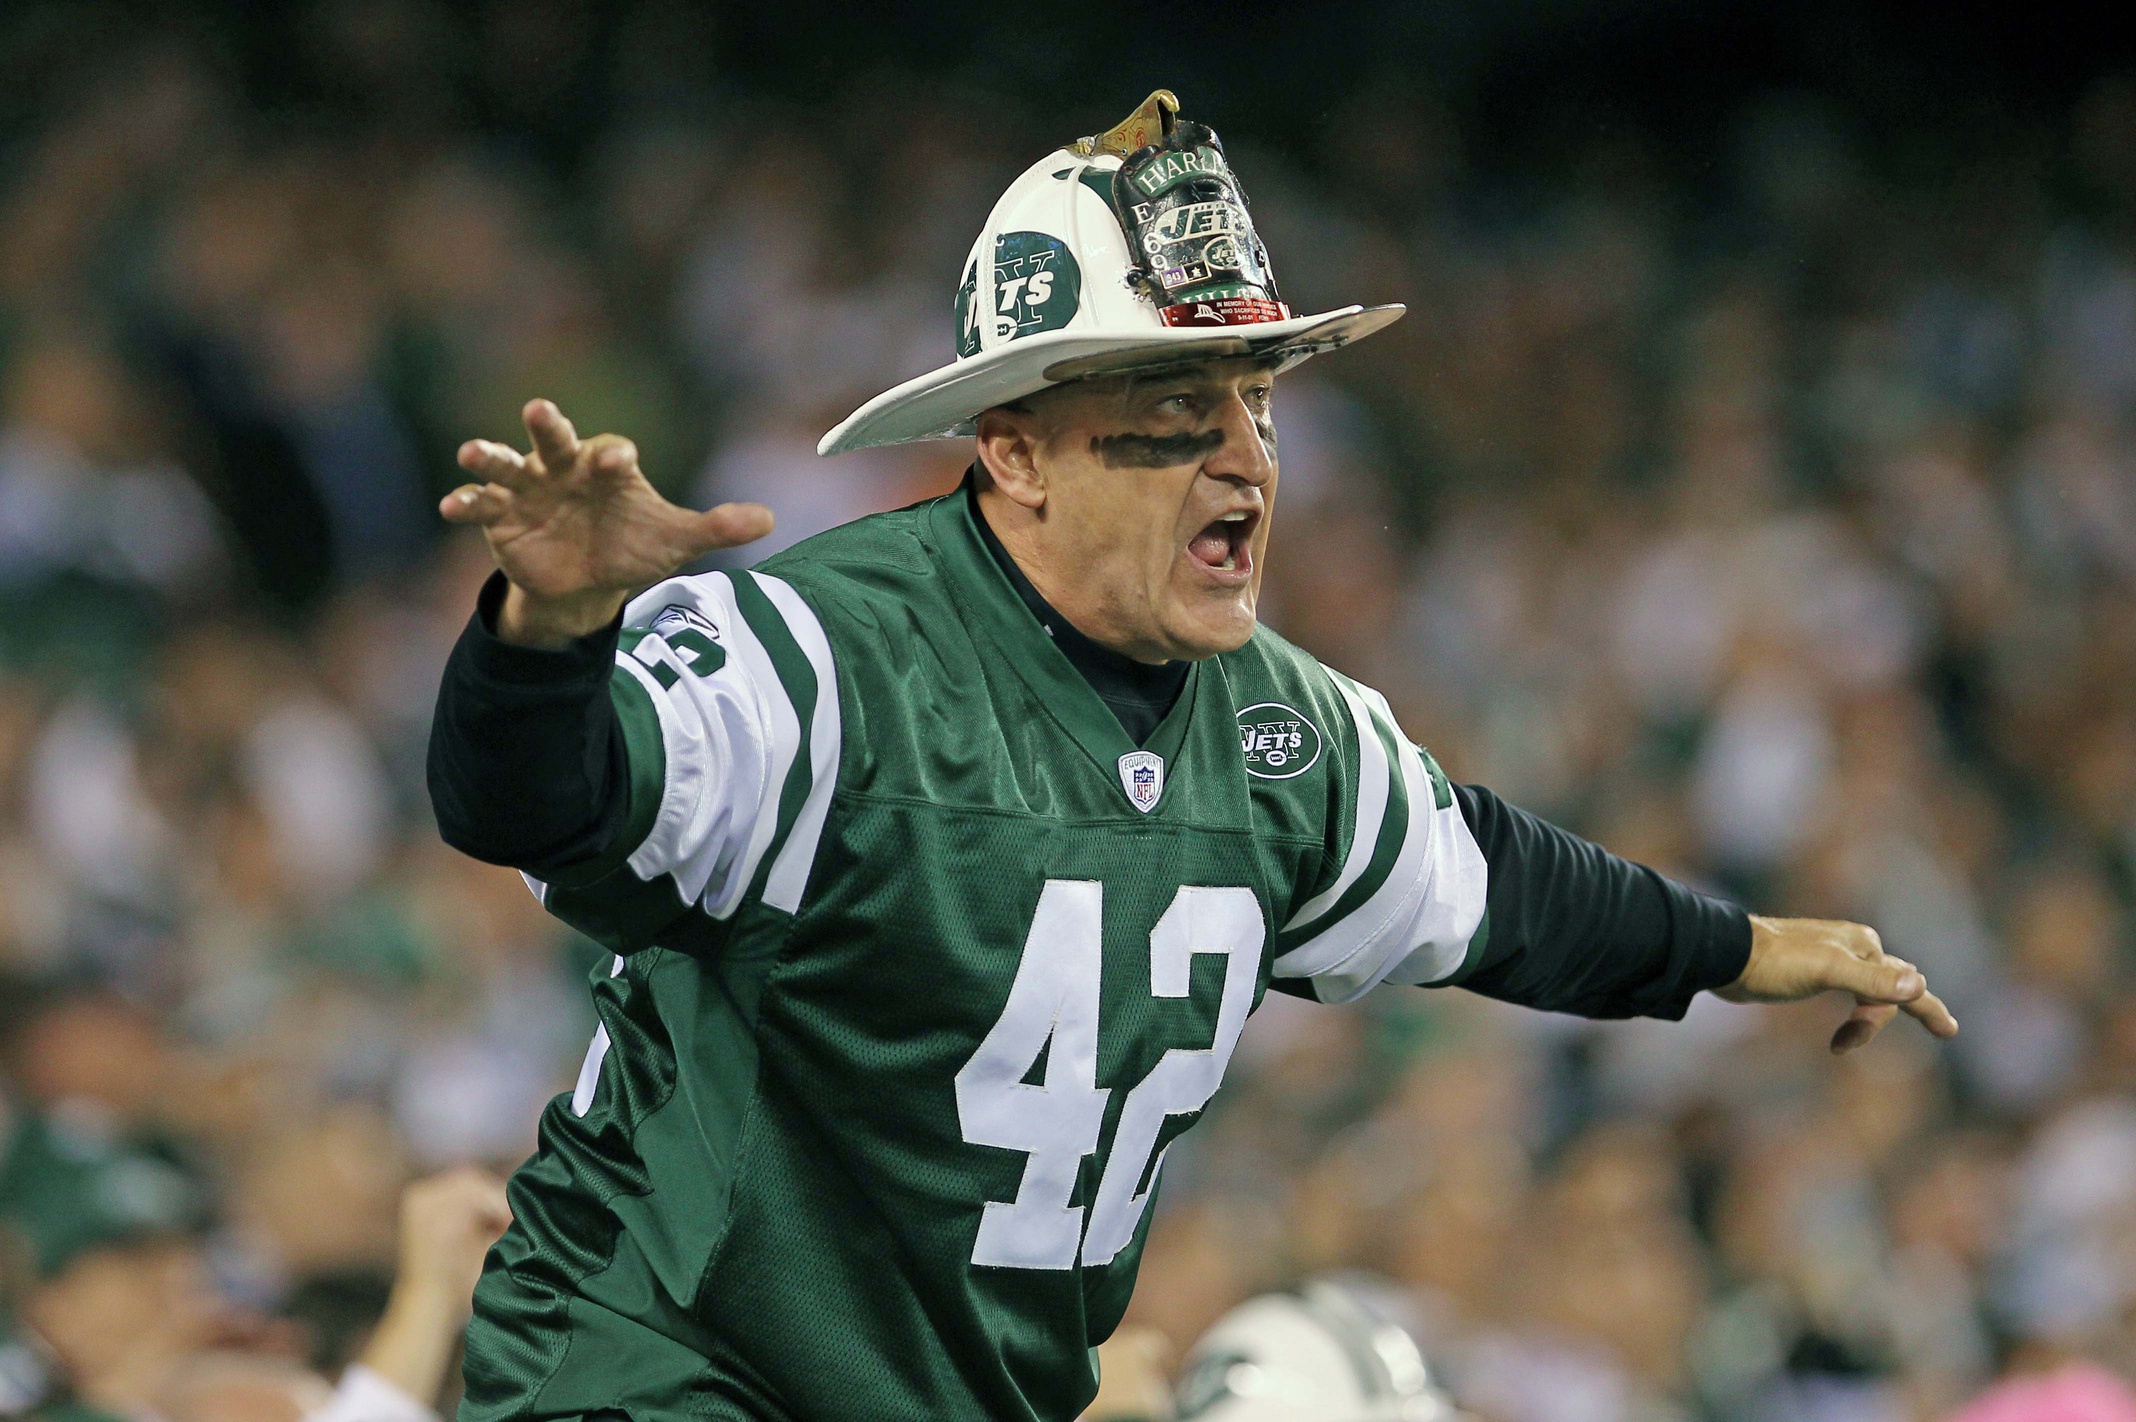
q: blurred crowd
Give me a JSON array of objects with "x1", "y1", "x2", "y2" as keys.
[{"x1": 2, "y1": 5, "x2": 2136, "y2": 1420}]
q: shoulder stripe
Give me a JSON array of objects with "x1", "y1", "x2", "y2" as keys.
[
  {"x1": 729, "y1": 570, "x2": 821, "y2": 911},
  {"x1": 1375, "y1": 762, "x2": 1489, "y2": 989},
  {"x1": 599, "y1": 657, "x2": 671, "y2": 876},
  {"x1": 754, "y1": 573, "x2": 840, "y2": 913},
  {"x1": 1281, "y1": 672, "x2": 1395, "y2": 935},
  {"x1": 619, "y1": 649, "x2": 715, "y2": 905},
  {"x1": 1270, "y1": 693, "x2": 1434, "y2": 986},
  {"x1": 702, "y1": 572, "x2": 806, "y2": 918}
]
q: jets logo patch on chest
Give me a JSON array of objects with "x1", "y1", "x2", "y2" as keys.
[{"x1": 1236, "y1": 702, "x2": 1323, "y2": 779}]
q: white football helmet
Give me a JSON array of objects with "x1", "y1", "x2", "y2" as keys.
[{"x1": 1174, "y1": 1279, "x2": 1464, "y2": 1421}]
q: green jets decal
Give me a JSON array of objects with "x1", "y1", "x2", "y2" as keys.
[
  {"x1": 1236, "y1": 702, "x2": 1322, "y2": 780},
  {"x1": 956, "y1": 231, "x2": 1081, "y2": 352}
]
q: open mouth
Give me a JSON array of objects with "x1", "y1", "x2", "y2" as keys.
[{"x1": 1186, "y1": 509, "x2": 1258, "y2": 579}]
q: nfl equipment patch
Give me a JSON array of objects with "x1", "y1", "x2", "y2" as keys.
[{"x1": 1117, "y1": 750, "x2": 1165, "y2": 813}]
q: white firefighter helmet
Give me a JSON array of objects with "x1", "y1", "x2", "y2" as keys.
[
  {"x1": 818, "y1": 90, "x2": 1404, "y2": 456},
  {"x1": 1173, "y1": 1279, "x2": 1462, "y2": 1422}
]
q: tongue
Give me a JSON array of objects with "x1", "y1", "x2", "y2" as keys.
[{"x1": 1189, "y1": 525, "x2": 1231, "y2": 566}]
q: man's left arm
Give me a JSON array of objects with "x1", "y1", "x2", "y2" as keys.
[{"x1": 1443, "y1": 782, "x2": 1957, "y2": 1051}]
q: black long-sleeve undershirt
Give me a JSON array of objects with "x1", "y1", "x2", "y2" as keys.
[
  {"x1": 1446, "y1": 783, "x2": 1747, "y2": 1019},
  {"x1": 427, "y1": 573, "x2": 632, "y2": 883},
  {"x1": 428, "y1": 572, "x2": 1750, "y2": 1019}
]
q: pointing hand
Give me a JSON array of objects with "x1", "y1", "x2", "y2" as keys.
[{"x1": 1713, "y1": 916, "x2": 1959, "y2": 1053}]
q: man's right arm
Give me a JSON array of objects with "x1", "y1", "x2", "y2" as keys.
[
  {"x1": 423, "y1": 397, "x2": 780, "y2": 924},
  {"x1": 427, "y1": 571, "x2": 636, "y2": 881},
  {"x1": 425, "y1": 558, "x2": 837, "y2": 959}
]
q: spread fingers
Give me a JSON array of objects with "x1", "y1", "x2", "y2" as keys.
[
  {"x1": 524, "y1": 398, "x2": 581, "y2": 474},
  {"x1": 458, "y1": 439, "x2": 532, "y2": 486},
  {"x1": 440, "y1": 482, "x2": 513, "y2": 524}
]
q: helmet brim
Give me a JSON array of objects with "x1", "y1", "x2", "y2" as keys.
[{"x1": 817, "y1": 303, "x2": 1405, "y2": 456}]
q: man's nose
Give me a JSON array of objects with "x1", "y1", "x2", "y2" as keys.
[{"x1": 1201, "y1": 394, "x2": 1275, "y2": 487}]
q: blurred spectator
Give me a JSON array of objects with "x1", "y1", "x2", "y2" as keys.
[
  {"x1": 306, "y1": 1167, "x2": 513, "y2": 1422},
  {"x1": 0, "y1": 1158, "x2": 506, "y2": 1422}
]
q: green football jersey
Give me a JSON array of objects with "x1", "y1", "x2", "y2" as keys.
[{"x1": 461, "y1": 483, "x2": 1488, "y2": 1422}]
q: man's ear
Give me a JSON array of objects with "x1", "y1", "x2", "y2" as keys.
[{"x1": 976, "y1": 405, "x2": 1048, "y2": 511}]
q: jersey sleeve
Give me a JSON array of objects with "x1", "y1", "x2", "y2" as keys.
[
  {"x1": 1268, "y1": 668, "x2": 1489, "y2": 1003},
  {"x1": 531, "y1": 568, "x2": 841, "y2": 953}
]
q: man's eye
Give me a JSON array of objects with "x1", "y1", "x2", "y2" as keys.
[{"x1": 1160, "y1": 394, "x2": 1194, "y2": 415}]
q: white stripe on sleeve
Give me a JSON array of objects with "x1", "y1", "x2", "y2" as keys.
[
  {"x1": 1282, "y1": 672, "x2": 1392, "y2": 934},
  {"x1": 608, "y1": 573, "x2": 811, "y2": 916},
  {"x1": 1271, "y1": 695, "x2": 1488, "y2": 1003},
  {"x1": 682, "y1": 575, "x2": 803, "y2": 917},
  {"x1": 616, "y1": 650, "x2": 719, "y2": 905},
  {"x1": 1374, "y1": 776, "x2": 1490, "y2": 989},
  {"x1": 756, "y1": 573, "x2": 842, "y2": 914}
]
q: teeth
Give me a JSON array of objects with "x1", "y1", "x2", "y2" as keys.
[{"x1": 1220, "y1": 511, "x2": 1250, "y2": 523}]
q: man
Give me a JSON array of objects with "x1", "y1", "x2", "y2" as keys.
[{"x1": 426, "y1": 93, "x2": 1956, "y2": 1422}]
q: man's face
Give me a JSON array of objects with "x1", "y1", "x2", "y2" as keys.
[{"x1": 993, "y1": 358, "x2": 1279, "y2": 662}]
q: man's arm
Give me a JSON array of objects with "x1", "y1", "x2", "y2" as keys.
[
  {"x1": 1445, "y1": 783, "x2": 1956, "y2": 1051},
  {"x1": 427, "y1": 573, "x2": 633, "y2": 879},
  {"x1": 423, "y1": 398, "x2": 772, "y2": 886},
  {"x1": 1440, "y1": 782, "x2": 1747, "y2": 1021},
  {"x1": 1269, "y1": 671, "x2": 1954, "y2": 1052}
]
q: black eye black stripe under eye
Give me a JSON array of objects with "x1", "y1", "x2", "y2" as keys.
[{"x1": 1089, "y1": 429, "x2": 1227, "y2": 469}]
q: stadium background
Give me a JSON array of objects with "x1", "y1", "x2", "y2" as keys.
[{"x1": 4, "y1": 1, "x2": 2136, "y2": 1418}]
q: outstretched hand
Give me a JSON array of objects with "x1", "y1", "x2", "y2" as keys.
[
  {"x1": 443, "y1": 398, "x2": 774, "y2": 647},
  {"x1": 1714, "y1": 915, "x2": 1959, "y2": 1053}
]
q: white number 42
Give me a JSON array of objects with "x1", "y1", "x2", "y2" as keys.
[{"x1": 954, "y1": 881, "x2": 1262, "y2": 1270}]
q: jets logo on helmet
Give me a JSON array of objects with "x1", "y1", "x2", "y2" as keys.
[
  {"x1": 1110, "y1": 120, "x2": 1286, "y2": 328},
  {"x1": 956, "y1": 232, "x2": 1083, "y2": 356}
]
